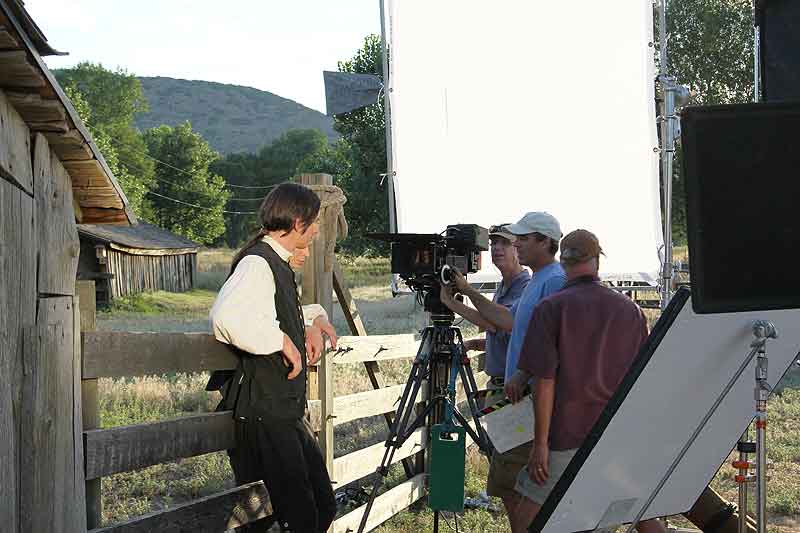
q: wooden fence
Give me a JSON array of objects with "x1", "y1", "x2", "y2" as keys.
[{"x1": 80, "y1": 327, "x2": 488, "y2": 532}]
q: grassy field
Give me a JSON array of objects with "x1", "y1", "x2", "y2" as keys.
[{"x1": 95, "y1": 248, "x2": 799, "y2": 532}]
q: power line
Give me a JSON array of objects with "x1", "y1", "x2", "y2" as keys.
[
  {"x1": 115, "y1": 153, "x2": 269, "y2": 203},
  {"x1": 109, "y1": 136, "x2": 285, "y2": 190},
  {"x1": 145, "y1": 190, "x2": 258, "y2": 215}
]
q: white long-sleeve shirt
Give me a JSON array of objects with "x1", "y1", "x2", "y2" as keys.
[{"x1": 210, "y1": 236, "x2": 327, "y2": 355}]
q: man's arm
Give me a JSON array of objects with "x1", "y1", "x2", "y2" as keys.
[
  {"x1": 440, "y1": 284, "x2": 497, "y2": 332},
  {"x1": 530, "y1": 377, "x2": 556, "y2": 485},
  {"x1": 451, "y1": 270, "x2": 515, "y2": 332},
  {"x1": 209, "y1": 256, "x2": 303, "y2": 377}
]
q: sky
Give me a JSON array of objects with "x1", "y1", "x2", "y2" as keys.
[{"x1": 25, "y1": 0, "x2": 381, "y2": 113}]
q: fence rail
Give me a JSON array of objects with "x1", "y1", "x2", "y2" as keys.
[
  {"x1": 82, "y1": 331, "x2": 420, "y2": 379},
  {"x1": 83, "y1": 330, "x2": 488, "y2": 532}
]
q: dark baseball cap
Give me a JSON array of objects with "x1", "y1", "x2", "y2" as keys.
[{"x1": 560, "y1": 229, "x2": 604, "y2": 264}]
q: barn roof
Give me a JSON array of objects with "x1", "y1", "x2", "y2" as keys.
[
  {"x1": 78, "y1": 222, "x2": 199, "y2": 252},
  {"x1": 0, "y1": 0, "x2": 134, "y2": 225}
]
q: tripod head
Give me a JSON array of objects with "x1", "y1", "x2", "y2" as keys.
[{"x1": 421, "y1": 286, "x2": 456, "y2": 326}]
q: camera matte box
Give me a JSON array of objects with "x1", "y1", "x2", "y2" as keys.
[{"x1": 681, "y1": 102, "x2": 800, "y2": 313}]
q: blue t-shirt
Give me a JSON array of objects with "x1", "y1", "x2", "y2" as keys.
[
  {"x1": 484, "y1": 270, "x2": 531, "y2": 377},
  {"x1": 504, "y1": 262, "x2": 567, "y2": 381}
]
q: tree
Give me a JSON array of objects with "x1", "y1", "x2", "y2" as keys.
[
  {"x1": 663, "y1": 0, "x2": 754, "y2": 243},
  {"x1": 143, "y1": 122, "x2": 230, "y2": 244},
  {"x1": 334, "y1": 34, "x2": 391, "y2": 254},
  {"x1": 63, "y1": 85, "x2": 152, "y2": 216},
  {"x1": 56, "y1": 62, "x2": 156, "y2": 216},
  {"x1": 211, "y1": 129, "x2": 348, "y2": 247}
]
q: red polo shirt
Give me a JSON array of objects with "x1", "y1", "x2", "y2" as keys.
[{"x1": 518, "y1": 275, "x2": 648, "y2": 450}]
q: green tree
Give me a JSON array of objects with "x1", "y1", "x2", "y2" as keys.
[
  {"x1": 143, "y1": 122, "x2": 230, "y2": 244},
  {"x1": 334, "y1": 34, "x2": 390, "y2": 254},
  {"x1": 56, "y1": 62, "x2": 156, "y2": 216},
  {"x1": 63, "y1": 85, "x2": 152, "y2": 216},
  {"x1": 211, "y1": 129, "x2": 345, "y2": 247},
  {"x1": 664, "y1": 0, "x2": 754, "y2": 243}
]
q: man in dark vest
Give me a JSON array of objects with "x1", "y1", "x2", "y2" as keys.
[{"x1": 210, "y1": 182, "x2": 338, "y2": 532}]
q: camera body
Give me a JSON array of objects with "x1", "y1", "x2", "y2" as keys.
[{"x1": 370, "y1": 224, "x2": 489, "y2": 292}]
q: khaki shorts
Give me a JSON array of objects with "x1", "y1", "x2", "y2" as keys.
[
  {"x1": 514, "y1": 448, "x2": 577, "y2": 505},
  {"x1": 486, "y1": 441, "x2": 533, "y2": 499}
]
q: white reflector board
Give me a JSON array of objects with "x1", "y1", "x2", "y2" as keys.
[
  {"x1": 388, "y1": 0, "x2": 662, "y2": 282},
  {"x1": 531, "y1": 289, "x2": 800, "y2": 532}
]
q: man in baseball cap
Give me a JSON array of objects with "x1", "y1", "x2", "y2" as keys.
[
  {"x1": 449, "y1": 212, "x2": 566, "y2": 529},
  {"x1": 504, "y1": 211, "x2": 562, "y2": 242},
  {"x1": 512, "y1": 229, "x2": 664, "y2": 533}
]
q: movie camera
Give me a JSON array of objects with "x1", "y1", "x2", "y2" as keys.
[{"x1": 370, "y1": 224, "x2": 488, "y2": 316}]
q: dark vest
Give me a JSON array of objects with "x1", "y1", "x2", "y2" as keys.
[{"x1": 216, "y1": 241, "x2": 308, "y2": 421}]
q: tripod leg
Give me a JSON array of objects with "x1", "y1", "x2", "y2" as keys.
[
  {"x1": 452, "y1": 408, "x2": 492, "y2": 454},
  {"x1": 356, "y1": 329, "x2": 436, "y2": 533},
  {"x1": 458, "y1": 363, "x2": 495, "y2": 455}
]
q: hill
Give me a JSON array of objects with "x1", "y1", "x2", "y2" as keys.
[{"x1": 134, "y1": 77, "x2": 338, "y2": 154}]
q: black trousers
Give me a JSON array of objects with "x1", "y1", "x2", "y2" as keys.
[{"x1": 229, "y1": 416, "x2": 336, "y2": 532}]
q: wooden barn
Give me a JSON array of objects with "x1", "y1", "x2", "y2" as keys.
[
  {"x1": 78, "y1": 222, "x2": 198, "y2": 305},
  {"x1": 0, "y1": 1, "x2": 134, "y2": 531}
]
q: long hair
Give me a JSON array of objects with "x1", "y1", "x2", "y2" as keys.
[{"x1": 230, "y1": 182, "x2": 320, "y2": 273}]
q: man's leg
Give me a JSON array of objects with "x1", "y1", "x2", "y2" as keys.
[
  {"x1": 511, "y1": 449, "x2": 578, "y2": 533},
  {"x1": 230, "y1": 420, "x2": 277, "y2": 533},
  {"x1": 298, "y1": 418, "x2": 337, "y2": 530},
  {"x1": 637, "y1": 518, "x2": 667, "y2": 533},
  {"x1": 512, "y1": 496, "x2": 541, "y2": 533},
  {"x1": 256, "y1": 418, "x2": 324, "y2": 532},
  {"x1": 486, "y1": 443, "x2": 532, "y2": 529}
]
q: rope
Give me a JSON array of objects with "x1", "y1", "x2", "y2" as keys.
[{"x1": 305, "y1": 183, "x2": 348, "y2": 272}]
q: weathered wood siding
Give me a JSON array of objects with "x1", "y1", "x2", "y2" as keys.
[
  {"x1": 106, "y1": 249, "x2": 196, "y2": 299},
  {"x1": 20, "y1": 297, "x2": 86, "y2": 533},
  {"x1": 35, "y1": 133, "x2": 79, "y2": 296},
  {"x1": 1, "y1": 87, "x2": 86, "y2": 532},
  {"x1": 0, "y1": 173, "x2": 35, "y2": 533}
]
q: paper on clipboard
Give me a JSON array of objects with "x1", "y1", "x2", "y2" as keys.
[{"x1": 482, "y1": 395, "x2": 534, "y2": 453}]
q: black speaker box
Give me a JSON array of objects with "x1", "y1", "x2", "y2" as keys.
[
  {"x1": 759, "y1": 0, "x2": 800, "y2": 102},
  {"x1": 681, "y1": 102, "x2": 800, "y2": 313}
]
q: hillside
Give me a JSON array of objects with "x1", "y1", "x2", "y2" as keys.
[{"x1": 134, "y1": 77, "x2": 338, "y2": 154}]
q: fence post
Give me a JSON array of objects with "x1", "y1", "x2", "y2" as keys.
[
  {"x1": 296, "y1": 174, "x2": 335, "y2": 496},
  {"x1": 77, "y1": 280, "x2": 101, "y2": 529}
]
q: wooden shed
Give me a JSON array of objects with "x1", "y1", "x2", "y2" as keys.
[
  {"x1": 0, "y1": 1, "x2": 133, "y2": 532},
  {"x1": 78, "y1": 222, "x2": 199, "y2": 305}
]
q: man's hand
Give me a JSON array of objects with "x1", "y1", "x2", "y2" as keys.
[
  {"x1": 282, "y1": 334, "x2": 303, "y2": 380},
  {"x1": 312, "y1": 315, "x2": 338, "y2": 349},
  {"x1": 528, "y1": 443, "x2": 550, "y2": 486},
  {"x1": 439, "y1": 284, "x2": 457, "y2": 310},
  {"x1": 305, "y1": 325, "x2": 324, "y2": 366},
  {"x1": 450, "y1": 269, "x2": 471, "y2": 294},
  {"x1": 504, "y1": 370, "x2": 530, "y2": 403}
]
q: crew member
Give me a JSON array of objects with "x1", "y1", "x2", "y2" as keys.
[
  {"x1": 512, "y1": 229, "x2": 665, "y2": 533},
  {"x1": 440, "y1": 223, "x2": 530, "y2": 406},
  {"x1": 449, "y1": 212, "x2": 565, "y2": 527}
]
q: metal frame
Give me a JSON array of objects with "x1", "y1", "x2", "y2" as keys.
[{"x1": 379, "y1": 0, "x2": 397, "y2": 233}]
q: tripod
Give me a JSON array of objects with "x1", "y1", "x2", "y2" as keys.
[{"x1": 356, "y1": 298, "x2": 494, "y2": 533}]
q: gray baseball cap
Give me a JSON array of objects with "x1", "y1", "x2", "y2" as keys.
[{"x1": 506, "y1": 212, "x2": 562, "y2": 240}]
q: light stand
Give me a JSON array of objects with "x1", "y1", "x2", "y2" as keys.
[
  {"x1": 626, "y1": 321, "x2": 778, "y2": 533},
  {"x1": 656, "y1": 0, "x2": 691, "y2": 310},
  {"x1": 733, "y1": 8, "x2": 766, "y2": 532},
  {"x1": 752, "y1": 321, "x2": 776, "y2": 533},
  {"x1": 356, "y1": 291, "x2": 493, "y2": 533}
]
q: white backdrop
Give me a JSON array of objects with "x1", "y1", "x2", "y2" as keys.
[{"x1": 387, "y1": 0, "x2": 663, "y2": 282}]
